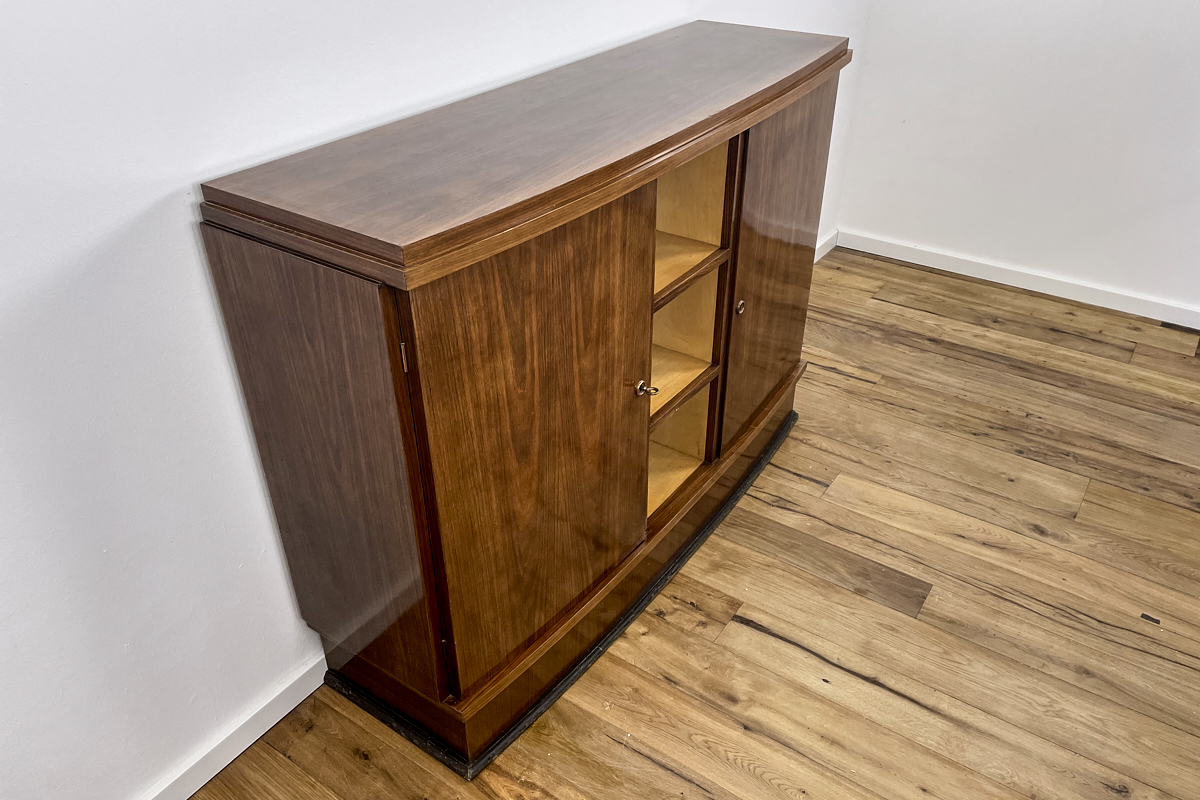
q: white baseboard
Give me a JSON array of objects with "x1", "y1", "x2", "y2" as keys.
[
  {"x1": 139, "y1": 652, "x2": 327, "y2": 800},
  {"x1": 815, "y1": 229, "x2": 839, "y2": 262},
  {"x1": 835, "y1": 230, "x2": 1200, "y2": 331}
]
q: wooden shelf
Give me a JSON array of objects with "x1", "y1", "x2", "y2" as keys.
[
  {"x1": 647, "y1": 441, "x2": 703, "y2": 515},
  {"x1": 650, "y1": 344, "x2": 709, "y2": 415},
  {"x1": 649, "y1": 364, "x2": 718, "y2": 430},
  {"x1": 654, "y1": 231, "x2": 719, "y2": 295}
]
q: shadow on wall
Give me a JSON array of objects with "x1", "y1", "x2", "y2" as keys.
[{"x1": 0, "y1": 191, "x2": 320, "y2": 799}]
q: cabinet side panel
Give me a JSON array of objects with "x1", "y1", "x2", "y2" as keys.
[
  {"x1": 201, "y1": 225, "x2": 442, "y2": 699},
  {"x1": 722, "y1": 75, "x2": 839, "y2": 447},
  {"x1": 409, "y1": 186, "x2": 655, "y2": 694}
]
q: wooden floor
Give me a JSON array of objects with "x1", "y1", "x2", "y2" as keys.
[{"x1": 195, "y1": 248, "x2": 1200, "y2": 800}]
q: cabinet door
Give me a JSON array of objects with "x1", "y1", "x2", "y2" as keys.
[
  {"x1": 722, "y1": 77, "x2": 838, "y2": 449},
  {"x1": 407, "y1": 185, "x2": 655, "y2": 694}
]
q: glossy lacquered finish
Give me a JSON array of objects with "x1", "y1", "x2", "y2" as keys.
[
  {"x1": 201, "y1": 227, "x2": 444, "y2": 699},
  {"x1": 198, "y1": 19, "x2": 848, "y2": 774},
  {"x1": 201, "y1": 22, "x2": 848, "y2": 288},
  {"x1": 407, "y1": 186, "x2": 655, "y2": 695},
  {"x1": 723, "y1": 76, "x2": 839, "y2": 449}
]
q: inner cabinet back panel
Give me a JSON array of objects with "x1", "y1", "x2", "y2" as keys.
[
  {"x1": 656, "y1": 141, "x2": 728, "y2": 246},
  {"x1": 653, "y1": 269, "x2": 719, "y2": 362},
  {"x1": 723, "y1": 76, "x2": 839, "y2": 448},
  {"x1": 648, "y1": 386, "x2": 711, "y2": 514},
  {"x1": 407, "y1": 185, "x2": 655, "y2": 694},
  {"x1": 650, "y1": 270, "x2": 719, "y2": 415},
  {"x1": 201, "y1": 225, "x2": 442, "y2": 699}
]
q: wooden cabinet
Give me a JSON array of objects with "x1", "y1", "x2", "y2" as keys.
[
  {"x1": 199, "y1": 21, "x2": 849, "y2": 777},
  {"x1": 723, "y1": 76, "x2": 840, "y2": 448},
  {"x1": 406, "y1": 187, "x2": 655, "y2": 695}
]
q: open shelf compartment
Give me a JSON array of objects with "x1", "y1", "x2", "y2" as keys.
[
  {"x1": 653, "y1": 140, "x2": 730, "y2": 300},
  {"x1": 647, "y1": 385, "x2": 711, "y2": 515},
  {"x1": 649, "y1": 269, "x2": 719, "y2": 416}
]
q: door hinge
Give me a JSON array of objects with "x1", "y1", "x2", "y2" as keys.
[{"x1": 400, "y1": 341, "x2": 409, "y2": 372}]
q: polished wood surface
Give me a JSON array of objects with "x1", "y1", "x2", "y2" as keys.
[
  {"x1": 202, "y1": 23, "x2": 847, "y2": 285},
  {"x1": 407, "y1": 187, "x2": 654, "y2": 695},
  {"x1": 201, "y1": 225, "x2": 443, "y2": 699},
  {"x1": 198, "y1": 22, "x2": 851, "y2": 772},
  {"x1": 448, "y1": 373, "x2": 799, "y2": 758},
  {"x1": 198, "y1": 250, "x2": 1200, "y2": 800},
  {"x1": 723, "y1": 76, "x2": 838, "y2": 448}
]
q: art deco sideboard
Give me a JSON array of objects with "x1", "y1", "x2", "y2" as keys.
[{"x1": 199, "y1": 21, "x2": 850, "y2": 777}]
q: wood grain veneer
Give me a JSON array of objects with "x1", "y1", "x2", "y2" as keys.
[
  {"x1": 197, "y1": 19, "x2": 849, "y2": 776},
  {"x1": 723, "y1": 76, "x2": 838, "y2": 448},
  {"x1": 201, "y1": 226, "x2": 444, "y2": 699},
  {"x1": 407, "y1": 186, "x2": 655, "y2": 695},
  {"x1": 202, "y1": 22, "x2": 847, "y2": 287}
]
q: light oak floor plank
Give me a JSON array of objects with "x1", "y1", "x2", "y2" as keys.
[
  {"x1": 734, "y1": 479, "x2": 1200, "y2": 737},
  {"x1": 825, "y1": 248, "x2": 1200, "y2": 355},
  {"x1": 793, "y1": 379, "x2": 1092, "y2": 517},
  {"x1": 1078, "y1": 480, "x2": 1200, "y2": 559},
  {"x1": 813, "y1": 274, "x2": 1200, "y2": 411},
  {"x1": 262, "y1": 690, "x2": 493, "y2": 800},
  {"x1": 565, "y1": 654, "x2": 887, "y2": 800},
  {"x1": 194, "y1": 248, "x2": 1200, "y2": 800},
  {"x1": 719, "y1": 506, "x2": 933, "y2": 617},
  {"x1": 767, "y1": 429, "x2": 1200, "y2": 597},
  {"x1": 609, "y1": 613, "x2": 1028, "y2": 800},
  {"x1": 808, "y1": 296, "x2": 1200, "y2": 430},
  {"x1": 822, "y1": 474, "x2": 1200, "y2": 648},
  {"x1": 683, "y1": 537, "x2": 1200, "y2": 798},
  {"x1": 644, "y1": 571, "x2": 745, "y2": 642},
  {"x1": 1130, "y1": 342, "x2": 1200, "y2": 382},
  {"x1": 804, "y1": 313, "x2": 1200, "y2": 470},
  {"x1": 192, "y1": 742, "x2": 343, "y2": 800},
  {"x1": 717, "y1": 609, "x2": 1178, "y2": 800},
  {"x1": 872, "y1": 280, "x2": 1139, "y2": 362},
  {"x1": 796, "y1": 359, "x2": 1200, "y2": 513}
]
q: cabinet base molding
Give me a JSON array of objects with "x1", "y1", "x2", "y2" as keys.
[{"x1": 326, "y1": 408, "x2": 799, "y2": 779}]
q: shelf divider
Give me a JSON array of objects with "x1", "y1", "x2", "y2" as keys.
[
  {"x1": 653, "y1": 234, "x2": 728, "y2": 312},
  {"x1": 649, "y1": 363, "x2": 719, "y2": 431},
  {"x1": 649, "y1": 344, "x2": 711, "y2": 415}
]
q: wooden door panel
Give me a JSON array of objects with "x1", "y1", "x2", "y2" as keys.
[
  {"x1": 723, "y1": 77, "x2": 839, "y2": 449},
  {"x1": 408, "y1": 185, "x2": 655, "y2": 694},
  {"x1": 202, "y1": 225, "x2": 444, "y2": 700}
]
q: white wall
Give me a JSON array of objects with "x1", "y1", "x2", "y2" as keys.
[
  {"x1": 839, "y1": 0, "x2": 1200, "y2": 328},
  {"x1": 0, "y1": 3, "x2": 707, "y2": 799}
]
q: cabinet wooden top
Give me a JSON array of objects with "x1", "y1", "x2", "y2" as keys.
[{"x1": 201, "y1": 22, "x2": 848, "y2": 284}]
